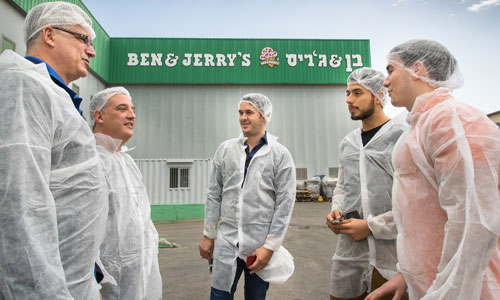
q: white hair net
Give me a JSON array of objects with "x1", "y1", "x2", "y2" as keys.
[
  {"x1": 387, "y1": 39, "x2": 464, "y2": 90},
  {"x1": 240, "y1": 93, "x2": 273, "y2": 123},
  {"x1": 89, "y1": 87, "x2": 131, "y2": 129},
  {"x1": 347, "y1": 67, "x2": 388, "y2": 107},
  {"x1": 24, "y1": 1, "x2": 96, "y2": 45}
]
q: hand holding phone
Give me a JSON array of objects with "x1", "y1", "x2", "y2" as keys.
[
  {"x1": 330, "y1": 210, "x2": 361, "y2": 223},
  {"x1": 330, "y1": 217, "x2": 343, "y2": 224},
  {"x1": 329, "y1": 209, "x2": 343, "y2": 224}
]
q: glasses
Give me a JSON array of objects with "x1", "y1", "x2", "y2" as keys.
[{"x1": 52, "y1": 27, "x2": 94, "y2": 49}]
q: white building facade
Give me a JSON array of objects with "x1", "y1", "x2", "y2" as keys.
[{"x1": 2, "y1": 0, "x2": 367, "y2": 221}]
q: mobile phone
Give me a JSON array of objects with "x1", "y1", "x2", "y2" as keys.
[
  {"x1": 344, "y1": 210, "x2": 361, "y2": 219},
  {"x1": 246, "y1": 254, "x2": 256, "y2": 267},
  {"x1": 330, "y1": 216, "x2": 343, "y2": 223}
]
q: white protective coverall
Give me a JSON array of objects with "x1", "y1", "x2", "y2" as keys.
[
  {"x1": 0, "y1": 50, "x2": 108, "y2": 299},
  {"x1": 95, "y1": 133, "x2": 162, "y2": 300},
  {"x1": 204, "y1": 133, "x2": 296, "y2": 292},
  {"x1": 392, "y1": 88, "x2": 500, "y2": 299},
  {"x1": 330, "y1": 119, "x2": 406, "y2": 298}
]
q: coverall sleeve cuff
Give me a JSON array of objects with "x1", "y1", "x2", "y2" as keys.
[
  {"x1": 331, "y1": 195, "x2": 344, "y2": 212},
  {"x1": 331, "y1": 204, "x2": 343, "y2": 214},
  {"x1": 263, "y1": 238, "x2": 282, "y2": 252},
  {"x1": 203, "y1": 228, "x2": 217, "y2": 240},
  {"x1": 367, "y1": 214, "x2": 376, "y2": 233},
  {"x1": 366, "y1": 213, "x2": 398, "y2": 240}
]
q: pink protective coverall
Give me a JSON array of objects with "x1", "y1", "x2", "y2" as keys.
[{"x1": 392, "y1": 88, "x2": 500, "y2": 299}]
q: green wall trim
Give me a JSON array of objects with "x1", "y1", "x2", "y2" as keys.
[{"x1": 151, "y1": 204, "x2": 205, "y2": 222}]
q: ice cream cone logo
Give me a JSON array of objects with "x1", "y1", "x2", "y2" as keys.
[{"x1": 260, "y1": 47, "x2": 279, "y2": 68}]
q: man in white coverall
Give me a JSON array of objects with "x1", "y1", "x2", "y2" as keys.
[
  {"x1": 89, "y1": 87, "x2": 162, "y2": 300},
  {"x1": 0, "y1": 2, "x2": 108, "y2": 299},
  {"x1": 199, "y1": 93, "x2": 296, "y2": 300},
  {"x1": 366, "y1": 39, "x2": 500, "y2": 300},
  {"x1": 325, "y1": 68, "x2": 407, "y2": 300}
]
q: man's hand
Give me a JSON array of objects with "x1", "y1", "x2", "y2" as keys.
[
  {"x1": 248, "y1": 247, "x2": 274, "y2": 274},
  {"x1": 326, "y1": 210, "x2": 343, "y2": 234},
  {"x1": 336, "y1": 218, "x2": 371, "y2": 241},
  {"x1": 365, "y1": 272, "x2": 407, "y2": 300},
  {"x1": 199, "y1": 236, "x2": 215, "y2": 260}
]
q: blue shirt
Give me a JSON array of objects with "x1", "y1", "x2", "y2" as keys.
[
  {"x1": 243, "y1": 132, "x2": 268, "y2": 183},
  {"x1": 25, "y1": 56, "x2": 84, "y2": 116}
]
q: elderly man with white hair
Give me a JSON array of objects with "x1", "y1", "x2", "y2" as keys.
[
  {"x1": 0, "y1": 2, "x2": 107, "y2": 299},
  {"x1": 199, "y1": 93, "x2": 296, "y2": 300},
  {"x1": 89, "y1": 87, "x2": 162, "y2": 300}
]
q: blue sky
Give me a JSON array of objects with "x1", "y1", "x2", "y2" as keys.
[{"x1": 81, "y1": 0, "x2": 500, "y2": 115}]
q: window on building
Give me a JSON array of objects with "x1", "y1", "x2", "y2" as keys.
[
  {"x1": 1, "y1": 35, "x2": 15, "y2": 53},
  {"x1": 296, "y1": 168, "x2": 308, "y2": 180},
  {"x1": 329, "y1": 167, "x2": 339, "y2": 178},
  {"x1": 72, "y1": 84, "x2": 80, "y2": 96},
  {"x1": 169, "y1": 167, "x2": 190, "y2": 189}
]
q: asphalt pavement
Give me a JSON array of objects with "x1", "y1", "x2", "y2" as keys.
[{"x1": 156, "y1": 201, "x2": 338, "y2": 300}]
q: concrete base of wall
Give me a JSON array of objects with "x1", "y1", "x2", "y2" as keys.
[{"x1": 151, "y1": 204, "x2": 205, "y2": 222}]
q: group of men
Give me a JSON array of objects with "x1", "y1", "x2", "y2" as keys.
[
  {"x1": 0, "y1": 2, "x2": 161, "y2": 299},
  {"x1": 196, "y1": 38, "x2": 500, "y2": 300},
  {"x1": 0, "y1": 2, "x2": 499, "y2": 300},
  {"x1": 325, "y1": 41, "x2": 500, "y2": 300}
]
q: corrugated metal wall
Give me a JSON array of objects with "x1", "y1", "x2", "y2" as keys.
[
  {"x1": 0, "y1": 0, "x2": 27, "y2": 56},
  {"x1": 135, "y1": 158, "x2": 211, "y2": 205},
  {"x1": 125, "y1": 84, "x2": 359, "y2": 178},
  {"x1": 77, "y1": 72, "x2": 106, "y2": 117}
]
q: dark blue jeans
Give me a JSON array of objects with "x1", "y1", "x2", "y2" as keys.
[{"x1": 210, "y1": 258, "x2": 269, "y2": 300}]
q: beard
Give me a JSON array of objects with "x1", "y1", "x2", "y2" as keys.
[{"x1": 350, "y1": 95, "x2": 376, "y2": 120}]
